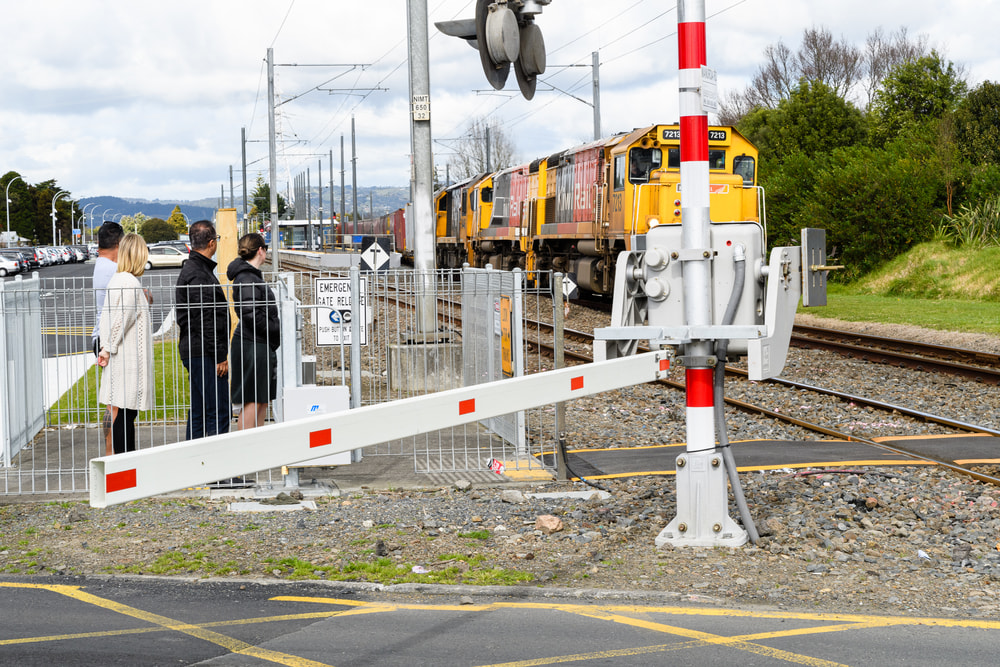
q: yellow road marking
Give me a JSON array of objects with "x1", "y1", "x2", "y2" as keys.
[
  {"x1": 555, "y1": 609, "x2": 846, "y2": 666},
  {"x1": 7, "y1": 583, "x2": 1000, "y2": 667},
  {"x1": 273, "y1": 595, "x2": 1000, "y2": 629},
  {"x1": 0, "y1": 582, "x2": 336, "y2": 667}
]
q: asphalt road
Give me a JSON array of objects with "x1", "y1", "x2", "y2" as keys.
[{"x1": 2, "y1": 575, "x2": 999, "y2": 666}]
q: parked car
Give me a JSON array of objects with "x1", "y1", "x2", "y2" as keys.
[
  {"x1": 0, "y1": 252, "x2": 22, "y2": 276},
  {"x1": 3, "y1": 250, "x2": 30, "y2": 273},
  {"x1": 31, "y1": 247, "x2": 49, "y2": 267},
  {"x1": 144, "y1": 245, "x2": 189, "y2": 269},
  {"x1": 17, "y1": 249, "x2": 39, "y2": 270},
  {"x1": 88, "y1": 243, "x2": 98, "y2": 259},
  {"x1": 152, "y1": 240, "x2": 192, "y2": 253}
]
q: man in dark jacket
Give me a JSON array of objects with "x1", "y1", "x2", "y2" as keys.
[{"x1": 175, "y1": 220, "x2": 231, "y2": 439}]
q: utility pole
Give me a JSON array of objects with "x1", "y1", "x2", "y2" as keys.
[
  {"x1": 329, "y1": 149, "x2": 335, "y2": 244},
  {"x1": 340, "y1": 136, "x2": 346, "y2": 243},
  {"x1": 591, "y1": 51, "x2": 601, "y2": 140},
  {"x1": 407, "y1": 0, "x2": 437, "y2": 335},
  {"x1": 267, "y1": 47, "x2": 280, "y2": 272},
  {"x1": 351, "y1": 116, "x2": 359, "y2": 234},
  {"x1": 318, "y1": 159, "x2": 324, "y2": 249},
  {"x1": 241, "y1": 127, "x2": 248, "y2": 227}
]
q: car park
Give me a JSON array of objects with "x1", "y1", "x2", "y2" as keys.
[{"x1": 144, "y1": 245, "x2": 188, "y2": 269}]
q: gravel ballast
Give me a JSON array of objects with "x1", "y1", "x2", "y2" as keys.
[{"x1": 3, "y1": 313, "x2": 1000, "y2": 618}]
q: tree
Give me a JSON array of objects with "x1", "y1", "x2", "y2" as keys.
[
  {"x1": 449, "y1": 116, "x2": 518, "y2": 180},
  {"x1": 739, "y1": 80, "x2": 866, "y2": 165},
  {"x1": 249, "y1": 176, "x2": 287, "y2": 221},
  {"x1": 868, "y1": 51, "x2": 968, "y2": 146},
  {"x1": 167, "y1": 206, "x2": 188, "y2": 236},
  {"x1": 721, "y1": 27, "x2": 862, "y2": 120},
  {"x1": 120, "y1": 212, "x2": 148, "y2": 236},
  {"x1": 861, "y1": 27, "x2": 929, "y2": 108},
  {"x1": 140, "y1": 218, "x2": 177, "y2": 244},
  {"x1": 719, "y1": 25, "x2": 927, "y2": 125},
  {"x1": 796, "y1": 139, "x2": 942, "y2": 278},
  {"x1": 954, "y1": 80, "x2": 1000, "y2": 166}
]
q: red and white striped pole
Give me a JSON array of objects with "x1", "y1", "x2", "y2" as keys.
[
  {"x1": 677, "y1": 1, "x2": 714, "y2": 455},
  {"x1": 657, "y1": 0, "x2": 748, "y2": 548}
]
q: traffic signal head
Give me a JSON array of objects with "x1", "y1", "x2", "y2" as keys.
[{"x1": 436, "y1": 0, "x2": 549, "y2": 100}]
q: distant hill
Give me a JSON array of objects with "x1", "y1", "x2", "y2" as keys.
[
  {"x1": 78, "y1": 196, "x2": 216, "y2": 225},
  {"x1": 79, "y1": 186, "x2": 410, "y2": 227}
]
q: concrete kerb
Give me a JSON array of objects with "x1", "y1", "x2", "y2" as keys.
[{"x1": 64, "y1": 572, "x2": 720, "y2": 605}]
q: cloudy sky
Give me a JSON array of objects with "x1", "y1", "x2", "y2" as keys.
[{"x1": 1, "y1": 1, "x2": 994, "y2": 204}]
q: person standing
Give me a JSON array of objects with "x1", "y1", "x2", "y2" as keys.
[
  {"x1": 96, "y1": 234, "x2": 153, "y2": 454},
  {"x1": 175, "y1": 220, "x2": 231, "y2": 440},
  {"x1": 227, "y1": 233, "x2": 280, "y2": 430},
  {"x1": 91, "y1": 221, "x2": 123, "y2": 455}
]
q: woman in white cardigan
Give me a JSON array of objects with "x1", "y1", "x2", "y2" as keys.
[{"x1": 97, "y1": 233, "x2": 154, "y2": 454}]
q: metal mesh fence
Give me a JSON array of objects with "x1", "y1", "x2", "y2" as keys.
[{"x1": 0, "y1": 265, "x2": 561, "y2": 495}]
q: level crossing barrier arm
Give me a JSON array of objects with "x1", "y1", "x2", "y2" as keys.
[{"x1": 90, "y1": 350, "x2": 671, "y2": 507}]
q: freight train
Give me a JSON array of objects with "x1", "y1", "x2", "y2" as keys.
[{"x1": 354, "y1": 123, "x2": 761, "y2": 295}]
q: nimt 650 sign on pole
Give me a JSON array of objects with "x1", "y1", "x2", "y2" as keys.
[{"x1": 315, "y1": 277, "x2": 368, "y2": 346}]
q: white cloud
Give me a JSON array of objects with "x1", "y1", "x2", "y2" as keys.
[{"x1": 0, "y1": 0, "x2": 994, "y2": 202}]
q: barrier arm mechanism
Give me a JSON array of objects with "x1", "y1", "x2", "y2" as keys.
[{"x1": 90, "y1": 351, "x2": 670, "y2": 507}]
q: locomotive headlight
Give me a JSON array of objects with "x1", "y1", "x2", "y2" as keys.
[{"x1": 644, "y1": 277, "x2": 669, "y2": 301}]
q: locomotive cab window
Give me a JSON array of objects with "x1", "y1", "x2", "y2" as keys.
[
  {"x1": 481, "y1": 186, "x2": 493, "y2": 203},
  {"x1": 733, "y1": 155, "x2": 755, "y2": 186},
  {"x1": 667, "y1": 148, "x2": 680, "y2": 169},
  {"x1": 709, "y1": 150, "x2": 726, "y2": 170},
  {"x1": 628, "y1": 147, "x2": 661, "y2": 184},
  {"x1": 613, "y1": 156, "x2": 626, "y2": 191}
]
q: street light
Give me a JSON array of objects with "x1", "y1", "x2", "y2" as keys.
[
  {"x1": 5, "y1": 176, "x2": 21, "y2": 247},
  {"x1": 81, "y1": 203, "x2": 99, "y2": 243},
  {"x1": 51, "y1": 190, "x2": 70, "y2": 245},
  {"x1": 102, "y1": 209, "x2": 115, "y2": 222}
]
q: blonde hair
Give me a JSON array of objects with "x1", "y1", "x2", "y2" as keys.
[{"x1": 117, "y1": 233, "x2": 149, "y2": 277}]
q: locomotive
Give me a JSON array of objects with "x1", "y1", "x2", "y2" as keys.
[{"x1": 356, "y1": 123, "x2": 761, "y2": 296}]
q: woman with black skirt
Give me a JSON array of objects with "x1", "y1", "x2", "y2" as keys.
[{"x1": 227, "y1": 233, "x2": 280, "y2": 430}]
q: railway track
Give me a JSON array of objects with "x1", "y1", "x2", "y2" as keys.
[
  {"x1": 521, "y1": 315, "x2": 1000, "y2": 487},
  {"x1": 791, "y1": 324, "x2": 1000, "y2": 385},
  {"x1": 275, "y1": 258, "x2": 1000, "y2": 484}
]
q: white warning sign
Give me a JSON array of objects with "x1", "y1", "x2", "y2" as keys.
[{"x1": 315, "y1": 277, "x2": 369, "y2": 346}]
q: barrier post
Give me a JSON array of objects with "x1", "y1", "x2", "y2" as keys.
[{"x1": 658, "y1": 0, "x2": 747, "y2": 547}]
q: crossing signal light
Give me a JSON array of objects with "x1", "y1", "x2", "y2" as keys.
[{"x1": 435, "y1": 0, "x2": 550, "y2": 100}]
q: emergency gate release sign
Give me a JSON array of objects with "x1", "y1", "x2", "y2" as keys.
[{"x1": 315, "y1": 277, "x2": 369, "y2": 346}]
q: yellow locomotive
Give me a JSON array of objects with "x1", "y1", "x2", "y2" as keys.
[{"x1": 434, "y1": 123, "x2": 760, "y2": 295}]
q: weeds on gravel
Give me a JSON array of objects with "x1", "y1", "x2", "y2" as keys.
[
  {"x1": 115, "y1": 551, "x2": 247, "y2": 577},
  {"x1": 458, "y1": 530, "x2": 490, "y2": 540}
]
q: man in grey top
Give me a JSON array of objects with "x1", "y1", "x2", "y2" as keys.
[
  {"x1": 92, "y1": 221, "x2": 123, "y2": 455},
  {"x1": 92, "y1": 221, "x2": 124, "y2": 356}
]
